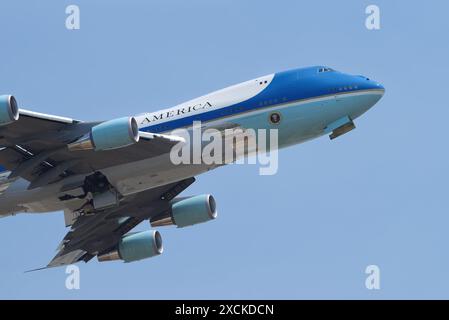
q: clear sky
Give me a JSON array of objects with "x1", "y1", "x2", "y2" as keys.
[{"x1": 0, "y1": 0, "x2": 448, "y2": 299}]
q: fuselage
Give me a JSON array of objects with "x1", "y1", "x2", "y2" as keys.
[{"x1": 0, "y1": 66, "x2": 384, "y2": 215}]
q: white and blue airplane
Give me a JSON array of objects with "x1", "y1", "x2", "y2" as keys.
[{"x1": 0, "y1": 66, "x2": 384, "y2": 267}]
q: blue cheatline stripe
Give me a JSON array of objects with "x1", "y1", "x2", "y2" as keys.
[
  {"x1": 140, "y1": 69, "x2": 319, "y2": 133},
  {"x1": 139, "y1": 67, "x2": 375, "y2": 134},
  {"x1": 0, "y1": 165, "x2": 6, "y2": 173}
]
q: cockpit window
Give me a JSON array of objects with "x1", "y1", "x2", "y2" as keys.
[{"x1": 318, "y1": 67, "x2": 334, "y2": 73}]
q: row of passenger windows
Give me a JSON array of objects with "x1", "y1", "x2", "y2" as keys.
[
  {"x1": 155, "y1": 83, "x2": 358, "y2": 132},
  {"x1": 330, "y1": 85, "x2": 359, "y2": 92},
  {"x1": 156, "y1": 97, "x2": 289, "y2": 132},
  {"x1": 258, "y1": 97, "x2": 288, "y2": 107},
  {"x1": 153, "y1": 86, "x2": 362, "y2": 132}
]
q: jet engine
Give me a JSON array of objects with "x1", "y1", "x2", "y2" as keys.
[
  {"x1": 0, "y1": 95, "x2": 19, "y2": 126},
  {"x1": 151, "y1": 194, "x2": 217, "y2": 228},
  {"x1": 68, "y1": 116, "x2": 139, "y2": 151},
  {"x1": 97, "y1": 230, "x2": 163, "y2": 263}
]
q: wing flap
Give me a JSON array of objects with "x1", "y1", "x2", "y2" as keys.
[{"x1": 47, "y1": 249, "x2": 87, "y2": 268}]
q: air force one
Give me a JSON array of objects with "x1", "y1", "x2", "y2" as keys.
[{"x1": 0, "y1": 66, "x2": 384, "y2": 268}]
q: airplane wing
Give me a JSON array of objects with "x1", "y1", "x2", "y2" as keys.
[
  {"x1": 46, "y1": 177, "x2": 195, "y2": 268},
  {"x1": 0, "y1": 107, "x2": 197, "y2": 269},
  {"x1": 0, "y1": 109, "x2": 184, "y2": 186}
]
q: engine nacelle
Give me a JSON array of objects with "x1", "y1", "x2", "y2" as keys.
[
  {"x1": 151, "y1": 194, "x2": 217, "y2": 228},
  {"x1": 68, "y1": 116, "x2": 139, "y2": 151},
  {"x1": 97, "y1": 230, "x2": 163, "y2": 263},
  {"x1": 0, "y1": 95, "x2": 19, "y2": 126}
]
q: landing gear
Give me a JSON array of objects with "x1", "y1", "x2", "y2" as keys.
[
  {"x1": 59, "y1": 171, "x2": 120, "y2": 214},
  {"x1": 84, "y1": 172, "x2": 111, "y2": 194},
  {"x1": 83, "y1": 172, "x2": 120, "y2": 211}
]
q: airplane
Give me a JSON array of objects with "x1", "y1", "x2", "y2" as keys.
[{"x1": 0, "y1": 66, "x2": 384, "y2": 268}]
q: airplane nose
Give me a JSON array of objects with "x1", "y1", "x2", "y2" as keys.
[
  {"x1": 367, "y1": 80, "x2": 385, "y2": 102},
  {"x1": 339, "y1": 75, "x2": 385, "y2": 121},
  {"x1": 374, "y1": 81, "x2": 385, "y2": 92},
  {"x1": 354, "y1": 75, "x2": 385, "y2": 94},
  {"x1": 364, "y1": 78, "x2": 385, "y2": 95}
]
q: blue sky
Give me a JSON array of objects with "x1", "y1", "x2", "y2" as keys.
[{"x1": 0, "y1": 0, "x2": 448, "y2": 299}]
